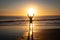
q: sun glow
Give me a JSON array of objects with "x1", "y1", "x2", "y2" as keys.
[{"x1": 27, "y1": 8, "x2": 35, "y2": 17}]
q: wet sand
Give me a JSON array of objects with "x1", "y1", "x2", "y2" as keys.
[{"x1": 17, "y1": 29, "x2": 60, "y2": 40}]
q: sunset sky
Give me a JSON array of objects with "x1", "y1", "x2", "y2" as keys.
[{"x1": 0, "y1": 0, "x2": 60, "y2": 16}]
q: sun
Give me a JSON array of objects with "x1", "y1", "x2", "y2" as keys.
[{"x1": 27, "y1": 8, "x2": 35, "y2": 17}]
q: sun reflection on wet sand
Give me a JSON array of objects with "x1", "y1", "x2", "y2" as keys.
[
  {"x1": 30, "y1": 23, "x2": 33, "y2": 35},
  {"x1": 16, "y1": 21, "x2": 43, "y2": 40},
  {"x1": 17, "y1": 23, "x2": 34, "y2": 40}
]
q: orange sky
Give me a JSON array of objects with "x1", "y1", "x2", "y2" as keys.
[{"x1": 0, "y1": 0, "x2": 60, "y2": 16}]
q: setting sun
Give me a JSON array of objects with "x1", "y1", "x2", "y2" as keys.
[{"x1": 27, "y1": 8, "x2": 35, "y2": 17}]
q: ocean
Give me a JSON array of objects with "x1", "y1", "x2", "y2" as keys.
[{"x1": 0, "y1": 16, "x2": 60, "y2": 40}]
